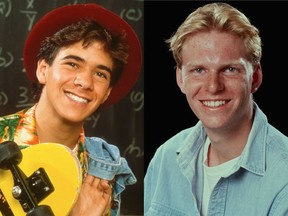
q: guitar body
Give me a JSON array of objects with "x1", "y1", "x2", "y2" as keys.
[{"x1": 0, "y1": 142, "x2": 82, "y2": 216}]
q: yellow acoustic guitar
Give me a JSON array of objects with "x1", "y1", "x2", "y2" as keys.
[{"x1": 0, "y1": 141, "x2": 82, "y2": 216}]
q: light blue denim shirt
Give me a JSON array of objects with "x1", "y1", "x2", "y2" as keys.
[
  {"x1": 144, "y1": 103, "x2": 288, "y2": 216},
  {"x1": 85, "y1": 137, "x2": 137, "y2": 216}
]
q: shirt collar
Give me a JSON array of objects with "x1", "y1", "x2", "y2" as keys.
[{"x1": 14, "y1": 104, "x2": 85, "y2": 151}]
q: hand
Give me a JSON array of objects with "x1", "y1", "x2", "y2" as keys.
[{"x1": 69, "y1": 174, "x2": 112, "y2": 216}]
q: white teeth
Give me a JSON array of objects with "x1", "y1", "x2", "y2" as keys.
[
  {"x1": 66, "y1": 93, "x2": 88, "y2": 104},
  {"x1": 203, "y1": 100, "x2": 226, "y2": 107}
]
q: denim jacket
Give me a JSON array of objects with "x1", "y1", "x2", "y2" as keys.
[
  {"x1": 0, "y1": 107, "x2": 136, "y2": 216},
  {"x1": 144, "y1": 103, "x2": 288, "y2": 216},
  {"x1": 86, "y1": 137, "x2": 137, "y2": 216}
]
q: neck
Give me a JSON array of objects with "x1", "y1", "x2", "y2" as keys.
[
  {"x1": 205, "y1": 107, "x2": 254, "y2": 166},
  {"x1": 35, "y1": 104, "x2": 83, "y2": 149}
]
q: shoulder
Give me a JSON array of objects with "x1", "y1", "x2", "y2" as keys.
[
  {"x1": 0, "y1": 109, "x2": 27, "y2": 142},
  {"x1": 84, "y1": 137, "x2": 136, "y2": 184},
  {"x1": 266, "y1": 124, "x2": 288, "y2": 163},
  {"x1": 0, "y1": 110, "x2": 24, "y2": 122},
  {"x1": 155, "y1": 126, "x2": 197, "y2": 155},
  {"x1": 149, "y1": 126, "x2": 196, "y2": 167},
  {"x1": 85, "y1": 136, "x2": 121, "y2": 161},
  {"x1": 267, "y1": 124, "x2": 288, "y2": 143}
]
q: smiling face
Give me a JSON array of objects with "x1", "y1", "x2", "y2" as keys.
[
  {"x1": 36, "y1": 40, "x2": 113, "y2": 123},
  {"x1": 176, "y1": 30, "x2": 262, "y2": 133}
]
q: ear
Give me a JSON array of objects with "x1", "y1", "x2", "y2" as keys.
[
  {"x1": 251, "y1": 64, "x2": 263, "y2": 94},
  {"x1": 36, "y1": 59, "x2": 49, "y2": 84},
  {"x1": 101, "y1": 87, "x2": 112, "y2": 104},
  {"x1": 176, "y1": 66, "x2": 186, "y2": 94}
]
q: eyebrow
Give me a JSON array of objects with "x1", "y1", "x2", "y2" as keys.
[{"x1": 61, "y1": 55, "x2": 113, "y2": 74}]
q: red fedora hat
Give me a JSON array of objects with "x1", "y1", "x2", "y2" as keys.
[{"x1": 23, "y1": 3, "x2": 142, "y2": 107}]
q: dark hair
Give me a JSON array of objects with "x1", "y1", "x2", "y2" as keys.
[{"x1": 32, "y1": 19, "x2": 128, "y2": 102}]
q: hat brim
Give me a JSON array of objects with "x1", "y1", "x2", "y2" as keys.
[{"x1": 23, "y1": 3, "x2": 142, "y2": 107}]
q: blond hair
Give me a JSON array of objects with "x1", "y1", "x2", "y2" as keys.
[{"x1": 166, "y1": 2, "x2": 262, "y2": 68}]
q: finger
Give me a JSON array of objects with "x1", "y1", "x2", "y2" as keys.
[
  {"x1": 100, "y1": 179, "x2": 110, "y2": 190},
  {"x1": 100, "y1": 180, "x2": 112, "y2": 201},
  {"x1": 101, "y1": 180, "x2": 112, "y2": 197},
  {"x1": 92, "y1": 177, "x2": 101, "y2": 189},
  {"x1": 83, "y1": 174, "x2": 94, "y2": 185},
  {"x1": 103, "y1": 190, "x2": 111, "y2": 202}
]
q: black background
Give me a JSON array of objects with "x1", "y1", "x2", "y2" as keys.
[
  {"x1": 0, "y1": 0, "x2": 143, "y2": 215},
  {"x1": 144, "y1": 1, "x2": 288, "y2": 172}
]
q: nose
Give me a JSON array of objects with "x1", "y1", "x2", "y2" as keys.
[
  {"x1": 205, "y1": 72, "x2": 224, "y2": 93},
  {"x1": 73, "y1": 72, "x2": 93, "y2": 90}
]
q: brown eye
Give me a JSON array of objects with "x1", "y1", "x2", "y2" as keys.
[
  {"x1": 96, "y1": 72, "x2": 107, "y2": 79},
  {"x1": 68, "y1": 62, "x2": 78, "y2": 68}
]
